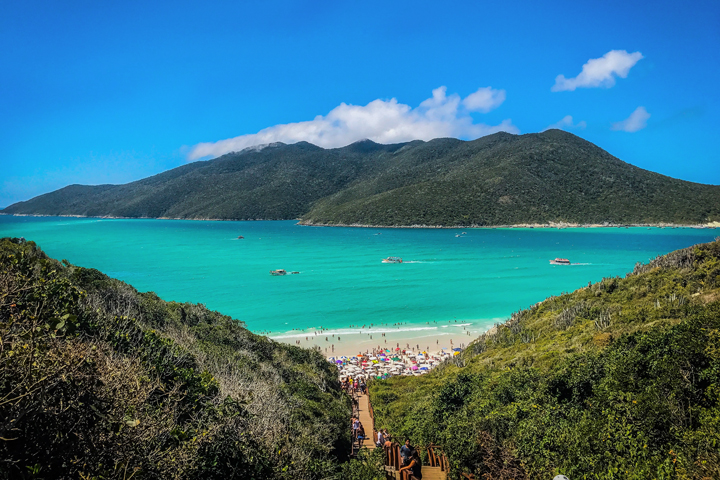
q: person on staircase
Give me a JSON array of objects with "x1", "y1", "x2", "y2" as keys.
[
  {"x1": 383, "y1": 429, "x2": 392, "y2": 448},
  {"x1": 352, "y1": 417, "x2": 360, "y2": 442},
  {"x1": 398, "y1": 449, "x2": 422, "y2": 479},
  {"x1": 357, "y1": 422, "x2": 366, "y2": 447},
  {"x1": 400, "y1": 439, "x2": 413, "y2": 465}
]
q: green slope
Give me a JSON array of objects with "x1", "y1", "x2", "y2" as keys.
[
  {"x1": 369, "y1": 239, "x2": 720, "y2": 479},
  {"x1": 0, "y1": 238, "x2": 350, "y2": 479},
  {"x1": 4, "y1": 131, "x2": 720, "y2": 225},
  {"x1": 303, "y1": 130, "x2": 720, "y2": 226},
  {"x1": 1, "y1": 141, "x2": 405, "y2": 220}
]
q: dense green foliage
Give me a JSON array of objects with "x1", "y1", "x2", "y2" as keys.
[
  {"x1": 370, "y1": 239, "x2": 720, "y2": 479},
  {"x1": 338, "y1": 447, "x2": 386, "y2": 480},
  {"x1": 0, "y1": 238, "x2": 350, "y2": 479},
  {"x1": 4, "y1": 131, "x2": 720, "y2": 226}
]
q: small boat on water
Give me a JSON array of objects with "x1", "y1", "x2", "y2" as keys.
[
  {"x1": 270, "y1": 269, "x2": 288, "y2": 276},
  {"x1": 382, "y1": 257, "x2": 403, "y2": 263},
  {"x1": 550, "y1": 258, "x2": 571, "y2": 265}
]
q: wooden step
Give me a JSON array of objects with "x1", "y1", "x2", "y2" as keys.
[
  {"x1": 420, "y1": 466, "x2": 447, "y2": 480},
  {"x1": 356, "y1": 394, "x2": 375, "y2": 450}
]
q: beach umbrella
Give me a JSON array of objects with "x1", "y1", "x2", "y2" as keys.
[
  {"x1": 336, "y1": 360, "x2": 342, "y2": 364},
  {"x1": 392, "y1": 357, "x2": 400, "y2": 361},
  {"x1": 453, "y1": 351, "x2": 460, "y2": 356},
  {"x1": 420, "y1": 367, "x2": 429, "y2": 371},
  {"x1": 453, "y1": 348, "x2": 462, "y2": 352},
  {"x1": 411, "y1": 365, "x2": 419, "y2": 371}
]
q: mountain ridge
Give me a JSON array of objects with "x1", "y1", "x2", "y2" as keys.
[{"x1": 4, "y1": 130, "x2": 720, "y2": 226}]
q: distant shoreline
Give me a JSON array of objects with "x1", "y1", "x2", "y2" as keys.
[
  {"x1": 297, "y1": 220, "x2": 720, "y2": 229},
  {"x1": 2, "y1": 212, "x2": 718, "y2": 229}
]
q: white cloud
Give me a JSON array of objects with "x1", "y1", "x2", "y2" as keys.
[
  {"x1": 461, "y1": 87, "x2": 506, "y2": 113},
  {"x1": 552, "y1": 50, "x2": 644, "y2": 92},
  {"x1": 544, "y1": 115, "x2": 587, "y2": 131},
  {"x1": 611, "y1": 106, "x2": 650, "y2": 132},
  {"x1": 187, "y1": 86, "x2": 518, "y2": 161}
]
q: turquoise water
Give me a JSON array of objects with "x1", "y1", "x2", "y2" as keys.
[{"x1": 1, "y1": 216, "x2": 717, "y2": 339}]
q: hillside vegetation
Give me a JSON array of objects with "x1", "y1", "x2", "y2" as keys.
[
  {"x1": 0, "y1": 238, "x2": 349, "y2": 479},
  {"x1": 370, "y1": 238, "x2": 720, "y2": 479},
  {"x1": 4, "y1": 131, "x2": 720, "y2": 226}
]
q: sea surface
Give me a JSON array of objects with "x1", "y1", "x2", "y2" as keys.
[{"x1": 1, "y1": 216, "x2": 717, "y2": 340}]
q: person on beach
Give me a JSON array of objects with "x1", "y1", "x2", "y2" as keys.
[{"x1": 399, "y1": 449, "x2": 422, "y2": 479}]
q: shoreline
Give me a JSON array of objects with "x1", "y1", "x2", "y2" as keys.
[
  {"x1": 2, "y1": 213, "x2": 718, "y2": 229},
  {"x1": 270, "y1": 322, "x2": 489, "y2": 358},
  {"x1": 298, "y1": 220, "x2": 720, "y2": 229}
]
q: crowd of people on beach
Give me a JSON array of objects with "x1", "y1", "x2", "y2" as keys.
[
  {"x1": 331, "y1": 344, "x2": 465, "y2": 381},
  {"x1": 268, "y1": 319, "x2": 475, "y2": 355}
]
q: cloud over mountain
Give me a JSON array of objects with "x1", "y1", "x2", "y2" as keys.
[
  {"x1": 187, "y1": 87, "x2": 517, "y2": 160},
  {"x1": 545, "y1": 115, "x2": 587, "y2": 131},
  {"x1": 552, "y1": 50, "x2": 644, "y2": 92},
  {"x1": 612, "y1": 106, "x2": 651, "y2": 132}
]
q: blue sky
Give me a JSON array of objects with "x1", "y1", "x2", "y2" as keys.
[{"x1": 2, "y1": 0, "x2": 718, "y2": 207}]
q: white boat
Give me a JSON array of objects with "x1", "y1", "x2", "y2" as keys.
[
  {"x1": 549, "y1": 258, "x2": 571, "y2": 265},
  {"x1": 382, "y1": 257, "x2": 403, "y2": 263},
  {"x1": 270, "y1": 269, "x2": 288, "y2": 276}
]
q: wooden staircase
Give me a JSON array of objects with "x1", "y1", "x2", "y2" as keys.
[
  {"x1": 366, "y1": 392, "x2": 448, "y2": 480},
  {"x1": 350, "y1": 392, "x2": 451, "y2": 480}
]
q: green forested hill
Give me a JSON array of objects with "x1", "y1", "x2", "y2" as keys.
[
  {"x1": 3, "y1": 130, "x2": 720, "y2": 225},
  {"x1": 1, "y1": 141, "x2": 405, "y2": 220},
  {"x1": 0, "y1": 238, "x2": 349, "y2": 479},
  {"x1": 369, "y1": 239, "x2": 720, "y2": 479},
  {"x1": 302, "y1": 130, "x2": 720, "y2": 226}
]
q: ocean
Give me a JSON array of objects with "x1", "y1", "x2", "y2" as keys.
[{"x1": 1, "y1": 216, "x2": 717, "y2": 341}]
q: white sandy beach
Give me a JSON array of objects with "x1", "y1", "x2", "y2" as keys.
[{"x1": 271, "y1": 321, "x2": 485, "y2": 358}]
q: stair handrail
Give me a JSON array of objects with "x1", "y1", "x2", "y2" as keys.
[{"x1": 427, "y1": 443, "x2": 449, "y2": 471}]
